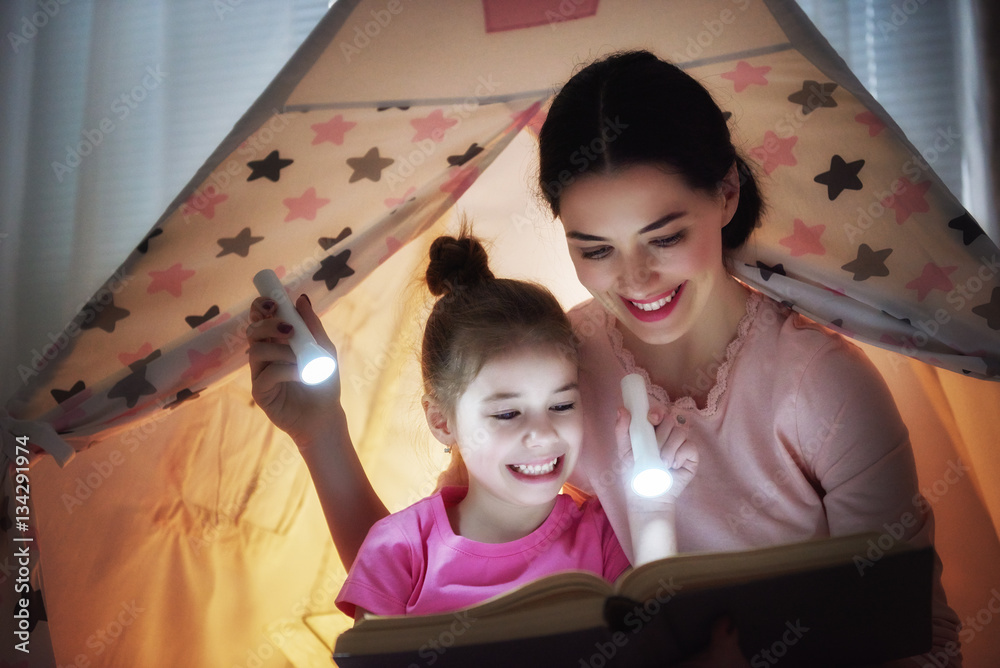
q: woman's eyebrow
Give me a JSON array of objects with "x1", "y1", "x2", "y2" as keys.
[{"x1": 565, "y1": 212, "x2": 686, "y2": 242}]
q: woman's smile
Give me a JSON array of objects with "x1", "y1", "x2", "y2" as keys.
[{"x1": 620, "y1": 282, "x2": 686, "y2": 322}]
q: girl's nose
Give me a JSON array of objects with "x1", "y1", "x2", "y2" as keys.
[{"x1": 525, "y1": 415, "x2": 559, "y2": 447}]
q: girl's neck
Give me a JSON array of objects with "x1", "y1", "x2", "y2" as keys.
[
  {"x1": 621, "y1": 277, "x2": 750, "y2": 407},
  {"x1": 447, "y1": 486, "x2": 557, "y2": 544}
]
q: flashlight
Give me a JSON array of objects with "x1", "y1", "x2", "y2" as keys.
[
  {"x1": 253, "y1": 269, "x2": 337, "y2": 385},
  {"x1": 621, "y1": 374, "x2": 672, "y2": 497}
]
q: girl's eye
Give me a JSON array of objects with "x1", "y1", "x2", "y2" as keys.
[
  {"x1": 491, "y1": 411, "x2": 520, "y2": 421},
  {"x1": 580, "y1": 246, "x2": 612, "y2": 260},
  {"x1": 651, "y1": 232, "x2": 684, "y2": 248},
  {"x1": 551, "y1": 402, "x2": 576, "y2": 413}
]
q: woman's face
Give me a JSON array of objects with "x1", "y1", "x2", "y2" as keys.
[{"x1": 559, "y1": 163, "x2": 739, "y2": 346}]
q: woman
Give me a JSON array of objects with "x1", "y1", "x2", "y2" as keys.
[
  {"x1": 538, "y1": 50, "x2": 960, "y2": 666},
  {"x1": 248, "y1": 50, "x2": 959, "y2": 665}
]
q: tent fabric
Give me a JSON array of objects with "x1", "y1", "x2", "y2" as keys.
[
  {"x1": 3, "y1": 0, "x2": 1000, "y2": 666},
  {"x1": 5, "y1": 0, "x2": 999, "y2": 452}
]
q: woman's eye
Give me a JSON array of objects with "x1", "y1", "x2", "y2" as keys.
[
  {"x1": 652, "y1": 232, "x2": 684, "y2": 248},
  {"x1": 580, "y1": 246, "x2": 612, "y2": 260},
  {"x1": 551, "y1": 402, "x2": 576, "y2": 413},
  {"x1": 492, "y1": 411, "x2": 520, "y2": 421}
]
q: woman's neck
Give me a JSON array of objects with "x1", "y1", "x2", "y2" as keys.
[
  {"x1": 447, "y1": 486, "x2": 557, "y2": 544},
  {"x1": 621, "y1": 278, "x2": 750, "y2": 407}
]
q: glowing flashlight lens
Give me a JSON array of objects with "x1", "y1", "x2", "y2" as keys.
[
  {"x1": 631, "y1": 467, "x2": 673, "y2": 498},
  {"x1": 253, "y1": 269, "x2": 337, "y2": 386},
  {"x1": 301, "y1": 356, "x2": 337, "y2": 385}
]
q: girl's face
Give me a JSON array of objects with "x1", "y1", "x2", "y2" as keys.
[
  {"x1": 451, "y1": 345, "x2": 582, "y2": 510},
  {"x1": 559, "y1": 163, "x2": 739, "y2": 346}
]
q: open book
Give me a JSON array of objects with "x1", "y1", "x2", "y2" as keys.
[{"x1": 328, "y1": 532, "x2": 933, "y2": 667}]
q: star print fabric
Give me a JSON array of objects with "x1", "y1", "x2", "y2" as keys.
[
  {"x1": 11, "y1": 98, "x2": 545, "y2": 442},
  {"x1": 696, "y1": 50, "x2": 999, "y2": 379}
]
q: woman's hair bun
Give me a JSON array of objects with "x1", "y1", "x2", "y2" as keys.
[{"x1": 426, "y1": 234, "x2": 495, "y2": 297}]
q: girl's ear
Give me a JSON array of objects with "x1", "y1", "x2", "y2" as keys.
[
  {"x1": 423, "y1": 395, "x2": 456, "y2": 445},
  {"x1": 719, "y1": 162, "x2": 741, "y2": 227}
]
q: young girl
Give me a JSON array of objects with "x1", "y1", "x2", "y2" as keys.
[{"x1": 248, "y1": 232, "x2": 696, "y2": 620}]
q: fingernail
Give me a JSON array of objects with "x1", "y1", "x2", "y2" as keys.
[
  {"x1": 277, "y1": 322, "x2": 293, "y2": 334},
  {"x1": 262, "y1": 299, "x2": 276, "y2": 312},
  {"x1": 300, "y1": 293, "x2": 311, "y2": 306}
]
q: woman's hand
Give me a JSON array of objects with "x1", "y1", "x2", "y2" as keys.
[
  {"x1": 618, "y1": 406, "x2": 698, "y2": 564},
  {"x1": 616, "y1": 407, "x2": 699, "y2": 505},
  {"x1": 246, "y1": 294, "x2": 343, "y2": 450},
  {"x1": 673, "y1": 617, "x2": 750, "y2": 667}
]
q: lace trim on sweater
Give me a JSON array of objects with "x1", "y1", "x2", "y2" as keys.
[{"x1": 605, "y1": 291, "x2": 764, "y2": 416}]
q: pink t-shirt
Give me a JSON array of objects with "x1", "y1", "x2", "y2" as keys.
[
  {"x1": 566, "y1": 290, "x2": 961, "y2": 664},
  {"x1": 336, "y1": 487, "x2": 630, "y2": 617}
]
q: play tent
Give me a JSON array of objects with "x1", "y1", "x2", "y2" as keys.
[{"x1": 3, "y1": 0, "x2": 1000, "y2": 665}]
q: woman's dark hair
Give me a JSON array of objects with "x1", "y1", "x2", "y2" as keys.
[
  {"x1": 538, "y1": 50, "x2": 763, "y2": 250},
  {"x1": 421, "y1": 231, "x2": 576, "y2": 417}
]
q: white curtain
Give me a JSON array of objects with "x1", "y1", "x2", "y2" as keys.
[
  {"x1": 0, "y1": 0, "x2": 330, "y2": 399},
  {"x1": 794, "y1": 0, "x2": 997, "y2": 239}
]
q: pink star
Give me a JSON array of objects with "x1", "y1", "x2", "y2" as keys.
[
  {"x1": 52, "y1": 388, "x2": 93, "y2": 432},
  {"x1": 379, "y1": 236, "x2": 404, "y2": 264},
  {"x1": 105, "y1": 404, "x2": 148, "y2": 425},
  {"x1": 385, "y1": 187, "x2": 416, "y2": 208},
  {"x1": 311, "y1": 114, "x2": 356, "y2": 146},
  {"x1": 855, "y1": 111, "x2": 886, "y2": 137},
  {"x1": 506, "y1": 100, "x2": 545, "y2": 134},
  {"x1": 778, "y1": 219, "x2": 826, "y2": 257},
  {"x1": 410, "y1": 109, "x2": 458, "y2": 143},
  {"x1": 439, "y1": 165, "x2": 479, "y2": 200},
  {"x1": 720, "y1": 61, "x2": 771, "y2": 93},
  {"x1": 879, "y1": 333, "x2": 913, "y2": 348},
  {"x1": 905, "y1": 263, "x2": 958, "y2": 301},
  {"x1": 119, "y1": 343, "x2": 154, "y2": 367},
  {"x1": 182, "y1": 347, "x2": 224, "y2": 382},
  {"x1": 181, "y1": 186, "x2": 228, "y2": 220},
  {"x1": 283, "y1": 187, "x2": 330, "y2": 222},
  {"x1": 881, "y1": 177, "x2": 932, "y2": 224},
  {"x1": 749, "y1": 131, "x2": 798, "y2": 174},
  {"x1": 148, "y1": 263, "x2": 195, "y2": 298}
]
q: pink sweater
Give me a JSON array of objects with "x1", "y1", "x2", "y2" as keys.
[
  {"x1": 336, "y1": 487, "x2": 630, "y2": 617},
  {"x1": 567, "y1": 291, "x2": 961, "y2": 664}
]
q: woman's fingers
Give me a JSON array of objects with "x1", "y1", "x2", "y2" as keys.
[
  {"x1": 614, "y1": 407, "x2": 631, "y2": 448},
  {"x1": 668, "y1": 440, "x2": 699, "y2": 491},
  {"x1": 251, "y1": 356, "x2": 301, "y2": 398},
  {"x1": 246, "y1": 316, "x2": 295, "y2": 344},
  {"x1": 248, "y1": 340, "x2": 297, "y2": 379},
  {"x1": 293, "y1": 294, "x2": 339, "y2": 357},
  {"x1": 249, "y1": 296, "x2": 278, "y2": 323}
]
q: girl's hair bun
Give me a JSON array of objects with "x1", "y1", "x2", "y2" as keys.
[{"x1": 426, "y1": 234, "x2": 495, "y2": 297}]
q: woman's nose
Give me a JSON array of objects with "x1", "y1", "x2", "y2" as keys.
[{"x1": 617, "y1": 249, "x2": 658, "y2": 292}]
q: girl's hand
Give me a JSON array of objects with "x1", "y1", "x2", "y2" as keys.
[{"x1": 246, "y1": 294, "x2": 344, "y2": 450}]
